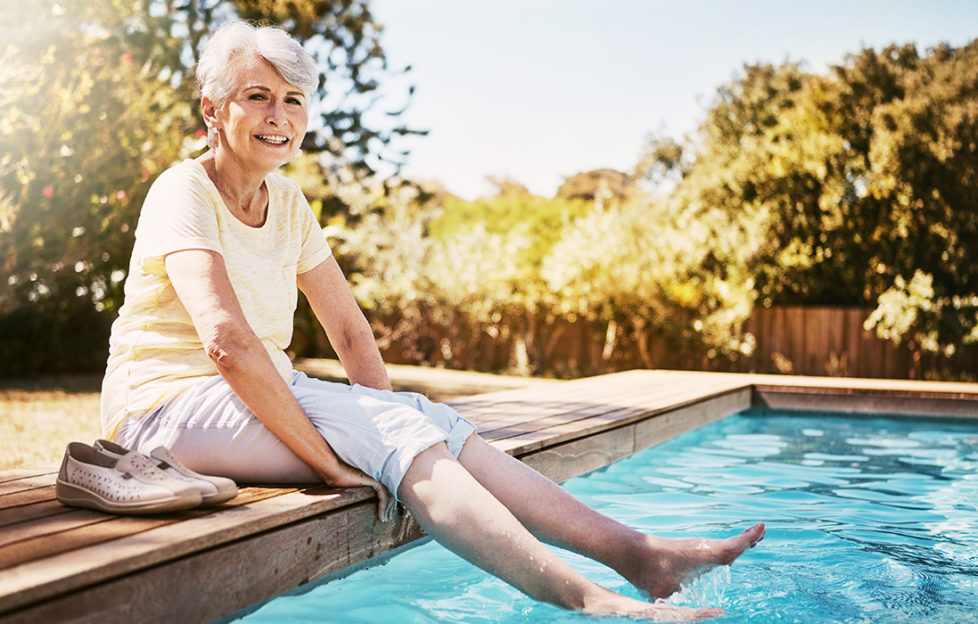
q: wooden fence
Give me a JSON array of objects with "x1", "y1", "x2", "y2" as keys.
[
  {"x1": 742, "y1": 306, "x2": 976, "y2": 379},
  {"x1": 516, "y1": 306, "x2": 975, "y2": 380},
  {"x1": 326, "y1": 306, "x2": 977, "y2": 381}
]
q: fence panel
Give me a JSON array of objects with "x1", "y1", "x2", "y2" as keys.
[
  {"x1": 340, "y1": 305, "x2": 975, "y2": 380},
  {"x1": 745, "y1": 305, "x2": 973, "y2": 380}
]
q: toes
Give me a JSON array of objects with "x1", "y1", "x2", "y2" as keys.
[{"x1": 746, "y1": 522, "x2": 766, "y2": 546}]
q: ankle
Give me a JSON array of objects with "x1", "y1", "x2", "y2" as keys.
[
  {"x1": 579, "y1": 586, "x2": 628, "y2": 615},
  {"x1": 614, "y1": 531, "x2": 656, "y2": 583}
]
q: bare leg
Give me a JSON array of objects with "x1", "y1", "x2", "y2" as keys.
[
  {"x1": 457, "y1": 435, "x2": 765, "y2": 598},
  {"x1": 398, "y1": 443, "x2": 726, "y2": 621}
]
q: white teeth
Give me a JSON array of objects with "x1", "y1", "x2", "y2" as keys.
[{"x1": 256, "y1": 134, "x2": 288, "y2": 144}]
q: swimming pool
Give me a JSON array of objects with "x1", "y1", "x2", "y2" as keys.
[{"x1": 227, "y1": 409, "x2": 978, "y2": 623}]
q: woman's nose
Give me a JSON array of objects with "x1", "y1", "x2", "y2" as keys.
[{"x1": 266, "y1": 100, "x2": 287, "y2": 126}]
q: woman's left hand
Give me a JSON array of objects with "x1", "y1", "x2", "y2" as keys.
[{"x1": 320, "y1": 462, "x2": 396, "y2": 522}]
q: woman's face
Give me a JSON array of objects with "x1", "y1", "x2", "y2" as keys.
[{"x1": 210, "y1": 54, "x2": 309, "y2": 172}]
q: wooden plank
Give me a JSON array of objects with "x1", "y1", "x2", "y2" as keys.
[
  {"x1": 775, "y1": 307, "x2": 791, "y2": 373},
  {"x1": 753, "y1": 388, "x2": 978, "y2": 418},
  {"x1": 744, "y1": 372, "x2": 978, "y2": 397},
  {"x1": 521, "y1": 388, "x2": 752, "y2": 484},
  {"x1": 470, "y1": 386, "x2": 704, "y2": 445},
  {"x1": 845, "y1": 308, "x2": 862, "y2": 378},
  {"x1": 0, "y1": 485, "x2": 56, "y2": 511},
  {"x1": 0, "y1": 487, "x2": 308, "y2": 571},
  {"x1": 0, "y1": 500, "x2": 77, "y2": 530},
  {"x1": 0, "y1": 508, "x2": 112, "y2": 556},
  {"x1": 0, "y1": 469, "x2": 56, "y2": 485},
  {"x1": 480, "y1": 387, "x2": 719, "y2": 446},
  {"x1": 824, "y1": 308, "x2": 843, "y2": 376},
  {"x1": 0, "y1": 475, "x2": 56, "y2": 497},
  {"x1": 463, "y1": 371, "x2": 748, "y2": 438},
  {"x1": 0, "y1": 501, "x2": 427, "y2": 624},
  {"x1": 804, "y1": 307, "x2": 818, "y2": 374},
  {"x1": 0, "y1": 486, "x2": 374, "y2": 613},
  {"x1": 490, "y1": 384, "x2": 753, "y2": 457}
]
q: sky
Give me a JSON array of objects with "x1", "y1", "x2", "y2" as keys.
[{"x1": 368, "y1": 0, "x2": 978, "y2": 199}]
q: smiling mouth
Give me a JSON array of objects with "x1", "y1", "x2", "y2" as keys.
[{"x1": 255, "y1": 134, "x2": 289, "y2": 145}]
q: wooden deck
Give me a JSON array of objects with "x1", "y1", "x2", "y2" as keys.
[{"x1": 2, "y1": 370, "x2": 977, "y2": 623}]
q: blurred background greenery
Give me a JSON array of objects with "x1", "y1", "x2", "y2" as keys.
[{"x1": 2, "y1": 0, "x2": 977, "y2": 386}]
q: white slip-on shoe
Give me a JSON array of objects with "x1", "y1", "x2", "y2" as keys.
[
  {"x1": 56, "y1": 442, "x2": 202, "y2": 514},
  {"x1": 94, "y1": 439, "x2": 238, "y2": 506},
  {"x1": 149, "y1": 446, "x2": 238, "y2": 505}
]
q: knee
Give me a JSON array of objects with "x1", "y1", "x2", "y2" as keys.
[
  {"x1": 406, "y1": 442, "x2": 453, "y2": 478},
  {"x1": 398, "y1": 442, "x2": 455, "y2": 499}
]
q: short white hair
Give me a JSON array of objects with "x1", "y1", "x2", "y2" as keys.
[{"x1": 195, "y1": 20, "x2": 318, "y2": 108}]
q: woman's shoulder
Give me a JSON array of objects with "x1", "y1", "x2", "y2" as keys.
[
  {"x1": 149, "y1": 159, "x2": 212, "y2": 194},
  {"x1": 265, "y1": 170, "x2": 308, "y2": 206},
  {"x1": 266, "y1": 169, "x2": 302, "y2": 192},
  {"x1": 140, "y1": 160, "x2": 220, "y2": 223}
]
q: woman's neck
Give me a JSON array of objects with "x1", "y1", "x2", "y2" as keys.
[{"x1": 199, "y1": 152, "x2": 269, "y2": 227}]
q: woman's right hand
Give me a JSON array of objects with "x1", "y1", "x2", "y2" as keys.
[{"x1": 320, "y1": 462, "x2": 396, "y2": 522}]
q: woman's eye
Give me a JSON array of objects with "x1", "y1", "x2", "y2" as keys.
[
  {"x1": 287, "y1": 98, "x2": 303, "y2": 105},
  {"x1": 249, "y1": 93, "x2": 266, "y2": 100}
]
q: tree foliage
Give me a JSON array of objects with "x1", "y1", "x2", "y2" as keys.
[
  {"x1": 314, "y1": 40, "x2": 978, "y2": 378},
  {"x1": 555, "y1": 168, "x2": 631, "y2": 203},
  {"x1": 0, "y1": 0, "x2": 418, "y2": 375},
  {"x1": 651, "y1": 42, "x2": 978, "y2": 361},
  {"x1": 541, "y1": 194, "x2": 761, "y2": 369},
  {"x1": 0, "y1": 0, "x2": 193, "y2": 372}
]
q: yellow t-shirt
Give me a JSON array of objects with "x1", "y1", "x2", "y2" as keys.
[{"x1": 100, "y1": 159, "x2": 331, "y2": 438}]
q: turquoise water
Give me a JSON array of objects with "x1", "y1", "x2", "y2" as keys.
[{"x1": 230, "y1": 410, "x2": 978, "y2": 623}]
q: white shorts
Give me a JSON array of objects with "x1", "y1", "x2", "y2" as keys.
[{"x1": 115, "y1": 371, "x2": 478, "y2": 498}]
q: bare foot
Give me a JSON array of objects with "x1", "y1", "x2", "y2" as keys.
[
  {"x1": 584, "y1": 593, "x2": 725, "y2": 622},
  {"x1": 623, "y1": 523, "x2": 766, "y2": 599}
]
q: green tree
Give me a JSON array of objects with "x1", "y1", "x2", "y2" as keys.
[
  {"x1": 542, "y1": 193, "x2": 761, "y2": 370},
  {"x1": 859, "y1": 42, "x2": 978, "y2": 362},
  {"x1": 0, "y1": 0, "x2": 193, "y2": 373},
  {"x1": 653, "y1": 42, "x2": 978, "y2": 365},
  {"x1": 0, "y1": 0, "x2": 420, "y2": 374},
  {"x1": 555, "y1": 168, "x2": 632, "y2": 203},
  {"x1": 426, "y1": 187, "x2": 596, "y2": 372}
]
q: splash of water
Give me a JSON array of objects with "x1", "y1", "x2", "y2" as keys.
[{"x1": 667, "y1": 565, "x2": 733, "y2": 609}]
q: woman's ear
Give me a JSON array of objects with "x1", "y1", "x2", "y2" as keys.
[
  {"x1": 201, "y1": 96, "x2": 222, "y2": 148},
  {"x1": 201, "y1": 96, "x2": 220, "y2": 131}
]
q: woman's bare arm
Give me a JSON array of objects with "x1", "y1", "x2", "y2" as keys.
[
  {"x1": 163, "y1": 248, "x2": 393, "y2": 517},
  {"x1": 297, "y1": 255, "x2": 392, "y2": 391}
]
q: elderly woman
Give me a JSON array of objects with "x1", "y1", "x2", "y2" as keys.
[{"x1": 98, "y1": 21, "x2": 763, "y2": 620}]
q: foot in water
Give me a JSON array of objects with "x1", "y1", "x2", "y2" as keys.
[
  {"x1": 623, "y1": 522, "x2": 766, "y2": 599},
  {"x1": 584, "y1": 592, "x2": 726, "y2": 622}
]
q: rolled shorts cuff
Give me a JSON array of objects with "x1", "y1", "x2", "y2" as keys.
[
  {"x1": 293, "y1": 374, "x2": 478, "y2": 499},
  {"x1": 380, "y1": 410, "x2": 477, "y2": 499}
]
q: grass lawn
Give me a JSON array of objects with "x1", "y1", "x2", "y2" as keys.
[{"x1": 0, "y1": 375, "x2": 103, "y2": 470}]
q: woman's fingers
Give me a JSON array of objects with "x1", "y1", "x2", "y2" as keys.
[
  {"x1": 373, "y1": 482, "x2": 395, "y2": 521},
  {"x1": 319, "y1": 463, "x2": 394, "y2": 522}
]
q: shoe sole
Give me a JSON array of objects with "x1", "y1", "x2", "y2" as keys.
[
  {"x1": 200, "y1": 489, "x2": 238, "y2": 505},
  {"x1": 55, "y1": 480, "x2": 200, "y2": 515}
]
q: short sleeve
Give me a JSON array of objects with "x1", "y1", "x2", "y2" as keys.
[
  {"x1": 294, "y1": 187, "x2": 332, "y2": 275},
  {"x1": 134, "y1": 162, "x2": 222, "y2": 275}
]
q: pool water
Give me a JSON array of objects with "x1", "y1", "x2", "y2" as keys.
[{"x1": 228, "y1": 410, "x2": 978, "y2": 623}]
